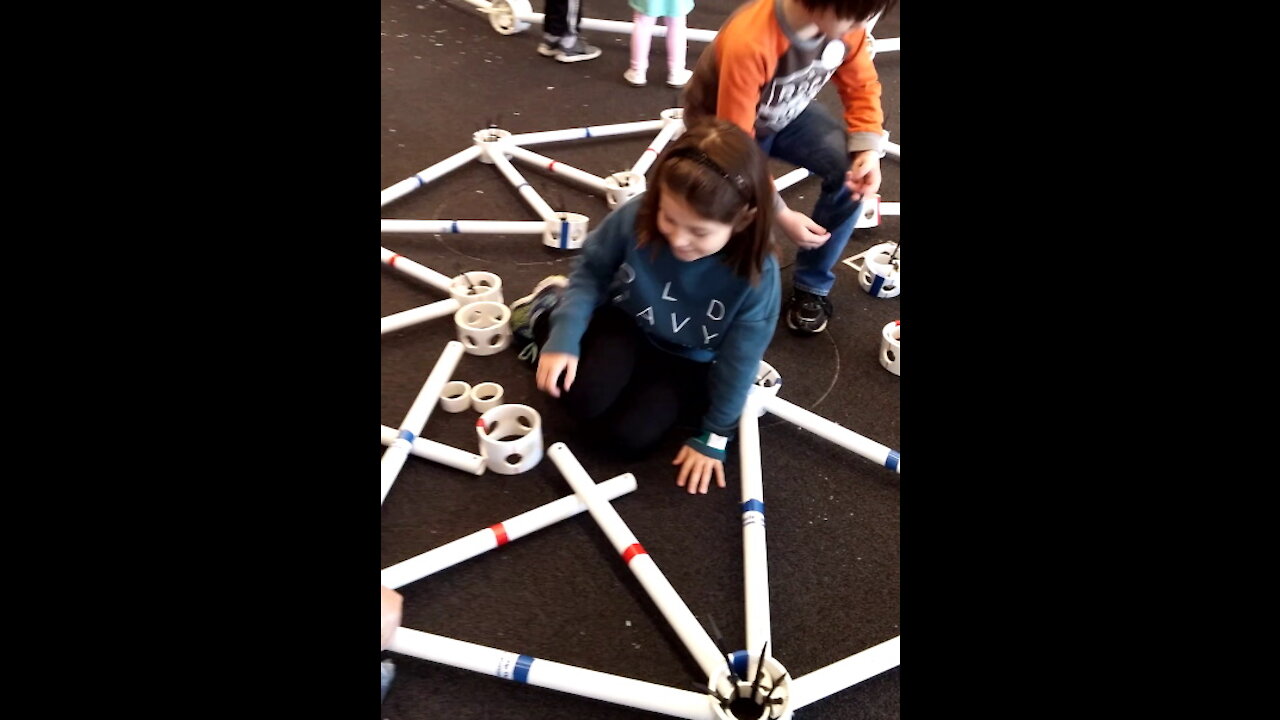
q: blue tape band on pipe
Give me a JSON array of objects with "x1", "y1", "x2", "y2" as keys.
[
  {"x1": 513, "y1": 655, "x2": 534, "y2": 684},
  {"x1": 869, "y1": 274, "x2": 885, "y2": 297}
]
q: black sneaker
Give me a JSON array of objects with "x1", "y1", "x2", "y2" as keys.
[
  {"x1": 508, "y1": 275, "x2": 568, "y2": 366},
  {"x1": 554, "y1": 38, "x2": 602, "y2": 63},
  {"x1": 786, "y1": 289, "x2": 833, "y2": 335}
]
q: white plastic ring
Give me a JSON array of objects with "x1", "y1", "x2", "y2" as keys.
[
  {"x1": 439, "y1": 380, "x2": 473, "y2": 413},
  {"x1": 470, "y1": 382, "x2": 504, "y2": 413}
]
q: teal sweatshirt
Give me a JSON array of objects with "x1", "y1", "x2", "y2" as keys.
[{"x1": 544, "y1": 197, "x2": 780, "y2": 460}]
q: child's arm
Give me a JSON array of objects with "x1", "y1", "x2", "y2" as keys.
[
  {"x1": 542, "y1": 201, "x2": 634, "y2": 359},
  {"x1": 832, "y1": 28, "x2": 885, "y2": 155},
  {"x1": 683, "y1": 268, "x2": 781, "y2": 463}
]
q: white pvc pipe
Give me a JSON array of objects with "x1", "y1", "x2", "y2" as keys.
[
  {"x1": 381, "y1": 145, "x2": 483, "y2": 207},
  {"x1": 883, "y1": 141, "x2": 900, "y2": 158},
  {"x1": 378, "y1": 424, "x2": 485, "y2": 476},
  {"x1": 546, "y1": 442, "x2": 727, "y2": 682},
  {"x1": 380, "y1": 247, "x2": 454, "y2": 294},
  {"x1": 773, "y1": 167, "x2": 812, "y2": 192},
  {"x1": 381, "y1": 473, "x2": 638, "y2": 589},
  {"x1": 381, "y1": 341, "x2": 466, "y2": 505},
  {"x1": 872, "y1": 37, "x2": 899, "y2": 53},
  {"x1": 482, "y1": 143, "x2": 558, "y2": 221},
  {"x1": 388, "y1": 627, "x2": 718, "y2": 720},
  {"x1": 629, "y1": 120, "x2": 683, "y2": 177},
  {"x1": 880, "y1": 201, "x2": 900, "y2": 215},
  {"x1": 557, "y1": 16, "x2": 718, "y2": 43},
  {"x1": 737, "y1": 397, "x2": 771, "y2": 683},
  {"x1": 787, "y1": 635, "x2": 901, "y2": 711},
  {"x1": 462, "y1": 0, "x2": 717, "y2": 42},
  {"x1": 505, "y1": 119, "x2": 665, "y2": 147},
  {"x1": 504, "y1": 144, "x2": 611, "y2": 194},
  {"x1": 381, "y1": 298, "x2": 462, "y2": 335},
  {"x1": 381, "y1": 219, "x2": 548, "y2": 235},
  {"x1": 761, "y1": 395, "x2": 900, "y2": 473}
]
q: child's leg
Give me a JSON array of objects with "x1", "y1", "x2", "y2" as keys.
[
  {"x1": 630, "y1": 13, "x2": 656, "y2": 72},
  {"x1": 664, "y1": 15, "x2": 686, "y2": 72},
  {"x1": 602, "y1": 352, "x2": 711, "y2": 457},
  {"x1": 542, "y1": 0, "x2": 568, "y2": 46},
  {"x1": 764, "y1": 103, "x2": 863, "y2": 297},
  {"x1": 537, "y1": 305, "x2": 641, "y2": 421}
]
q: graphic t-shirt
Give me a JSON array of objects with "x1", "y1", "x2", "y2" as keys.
[{"x1": 682, "y1": 0, "x2": 885, "y2": 154}]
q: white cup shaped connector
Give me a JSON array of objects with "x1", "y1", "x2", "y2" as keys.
[
  {"x1": 439, "y1": 380, "x2": 473, "y2": 413},
  {"x1": 472, "y1": 127, "x2": 512, "y2": 164},
  {"x1": 747, "y1": 360, "x2": 783, "y2": 416},
  {"x1": 605, "y1": 172, "x2": 646, "y2": 209},
  {"x1": 857, "y1": 242, "x2": 900, "y2": 298},
  {"x1": 454, "y1": 301, "x2": 512, "y2": 356},
  {"x1": 475, "y1": 404, "x2": 543, "y2": 475},
  {"x1": 542, "y1": 212, "x2": 589, "y2": 250},
  {"x1": 450, "y1": 271, "x2": 503, "y2": 308},
  {"x1": 470, "y1": 382, "x2": 504, "y2": 413},
  {"x1": 706, "y1": 653, "x2": 792, "y2": 720},
  {"x1": 854, "y1": 193, "x2": 882, "y2": 229},
  {"x1": 880, "y1": 320, "x2": 900, "y2": 376}
]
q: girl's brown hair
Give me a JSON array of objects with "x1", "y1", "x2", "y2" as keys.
[{"x1": 635, "y1": 117, "x2": 776, "y2": 284}]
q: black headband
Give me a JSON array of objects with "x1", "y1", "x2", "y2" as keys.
[{"x1": 668, "y1": 147, "x2": 750, "y2": 200}]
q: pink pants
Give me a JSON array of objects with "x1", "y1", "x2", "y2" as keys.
[{"x1": 629, "y1": 12, "x2": 686, "y2": 72}]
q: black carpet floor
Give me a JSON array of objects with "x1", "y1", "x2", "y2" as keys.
[{"x1": 381, "y1": 1, "x2": 901, "y2": 718}]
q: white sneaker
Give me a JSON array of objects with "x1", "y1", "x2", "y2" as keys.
[
  {"x1": 666, "y1": 68, "x2": 693, "y2": 88},
  {"x1": 623, "y1": 67, "x2": 647, "y2": 87}
]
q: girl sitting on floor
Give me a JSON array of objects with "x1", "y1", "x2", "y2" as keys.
[{"x1": 508, "y1": 118, "x2": 780, "y2": 494}]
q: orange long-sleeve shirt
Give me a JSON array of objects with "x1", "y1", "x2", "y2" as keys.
[{"x1": 683, "y1": 0, "x2": 884, "y2": 155}]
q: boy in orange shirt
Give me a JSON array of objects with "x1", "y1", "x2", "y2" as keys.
[{"x1": 683, "y1": 0, "x2": 896, "y2": 334}]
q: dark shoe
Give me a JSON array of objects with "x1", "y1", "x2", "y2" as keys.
[
  {"x1": 536, "y1": 40, "x2": 559, "y2": 58},
  {"x1": 786, "y1": 289, "x2": 833, "y2": 335},
  {"x1": 508, "y1": 275, "x2": 569, "y2": 366},
  {"x1": 554, "y1": 38, "x2": 602, "y2": 63}
]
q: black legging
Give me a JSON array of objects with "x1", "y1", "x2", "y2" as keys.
[{"x1": 537, "y1": 305, "x2": 711, "y2": 458}]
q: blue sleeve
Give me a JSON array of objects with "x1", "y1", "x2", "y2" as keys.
[
  {"x1": 685, "y1": 261, "x2": 781, "y2": 461},
  {"x1": 542, "y1": 199, "x2": 636, "y2": 357}
]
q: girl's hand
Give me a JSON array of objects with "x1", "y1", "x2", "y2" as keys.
[
  {"x1": 673, "y1": 444, "x2": 726, "y2": 494},
  {"x1": 537, "y1": 351, "x2": 578, "y2": 398}
]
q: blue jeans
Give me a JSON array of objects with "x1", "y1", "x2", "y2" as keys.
[{"x1": 758, "y1": 102, "x2": 864, "y2": 297}]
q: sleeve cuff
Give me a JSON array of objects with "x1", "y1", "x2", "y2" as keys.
[
  {"x1": 847, "y1": 130, "x2": 886, "y2": 155},
  {"x1": 685, "y1": 431, "x2": 730, "y2": 462}
]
